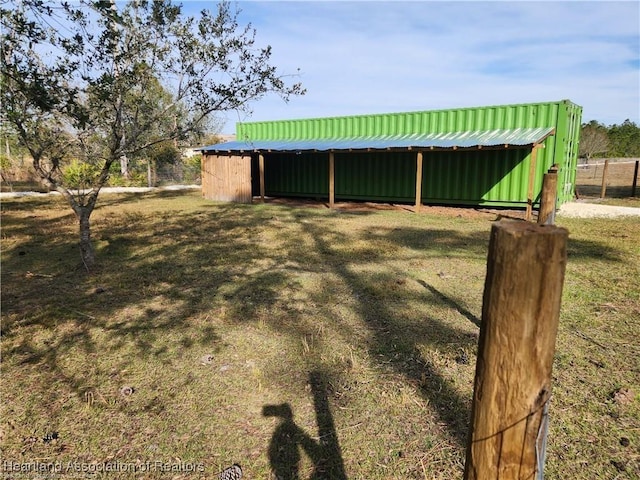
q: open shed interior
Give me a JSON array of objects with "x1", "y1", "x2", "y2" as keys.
[{"x1": 200, "y1": 100, "x2": 583, "y2": 214}]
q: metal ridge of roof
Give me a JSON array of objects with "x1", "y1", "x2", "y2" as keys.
[
  {"x1": 238, "y1": 99, "x2": 577, "y2": 127},
  {"x1": 198, "y1": 127, "x2": 555, "y2": 154}
]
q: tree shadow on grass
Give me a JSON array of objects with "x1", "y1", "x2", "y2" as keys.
[
  {"x1": 295, "y1": 220, "x2": 482, "y2": 448},
  {"x1": 566, "y1": 238, "x2": 626, "y2": 262},
  {"x1": 416, "y1": 280, "x2": 481, "y2": 328},
  {"x1": 0, "y1": 202, "x2": 277, "y2": 399},
  {"x1": 2, "y1": 194, "x2": 634, "y2": 468},
  {"x1": 576, "y1": 184, "x2": 636, "y2": 198}
]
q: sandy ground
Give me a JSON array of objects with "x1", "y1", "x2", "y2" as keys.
[
  {"x1": 556, "y1": 201, "x2": 640, "y2": 218},
  {"x1": 0, "y1": 185, "x2": 200, "y2": 199}
]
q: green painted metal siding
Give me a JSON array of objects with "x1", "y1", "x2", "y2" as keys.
[
  {"x1": 421, "y1": 149, "x2": 530, "y2": 205},
  {"x1": 555, "y1": 101, "x2": 583, "y2": 204},
  {"x1": 335, "y1": 152, "x2": 415, "y2": 202},
  {"x1": 238, "y1": 101, "x2": 569, "y2": 140},
  {"x1": 261, "y1": 153, "x2": 328, "y2": 197},
  {"x1": 238, "y1": 100, "x2": 582, "y2": 207}
]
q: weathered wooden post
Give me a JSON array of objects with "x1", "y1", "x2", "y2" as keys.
[
  {"x1": 538, "y1": 165, "x2": 558, "y2": 225},
  {"x1": 329, "y1": 152, "x2": 335, "y2": 209},
  {"x1": 632, "y1": 160, "x2": 639, "y2": 197},
  {"x1": 525, "y1": 144, "x2": 540, "y2": 222},
  {"x1": 259, "y1": 154, "x2": 265, "y2": 203},
  {"x1": 464, "y1": 221, "x2": 568, "y2": 480},
  {"x1": 415, "y1": 151, "x2": 423, "y2": 213},
  {"x1": 600, "y1": 159, "x2": 609, "y2": 198}
]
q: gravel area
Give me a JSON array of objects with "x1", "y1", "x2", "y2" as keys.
[
  {"x1": 557, "y1": 201, "x2": 640, "y2": 218},
  {"x1": 0, "y1": 185, "x2": 200, "y2": 199}
]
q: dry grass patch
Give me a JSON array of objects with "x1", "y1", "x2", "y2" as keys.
[{"x1": 1, "y1": 191, "x2": 638, "y2": 479}]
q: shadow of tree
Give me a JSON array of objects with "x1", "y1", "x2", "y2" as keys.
[
  {"x1": 1, "y1": 193, "x2": 633, "y2": 474},
  {"x1": 576, "y1": 184, "x2": 636, "y2": 198},
  {"x1": 566, "y1": 238, "x2": 625, "y2": 262},
  {"x1": 417, "y1": 280, "x2": 481, "y2": 328},
  {"x1": 294, "y1": 220, "x2": 482, "y2": 447}
]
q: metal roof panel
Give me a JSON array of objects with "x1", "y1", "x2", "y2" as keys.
[{"x1": 199, "y1": 127, "x2": 555, "y2": 154}]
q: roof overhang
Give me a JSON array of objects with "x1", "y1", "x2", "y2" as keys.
[{"x1": 198, "y1": 127, "x2": 555, "y2": 155}]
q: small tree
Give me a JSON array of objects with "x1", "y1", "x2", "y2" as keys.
[
  {"x1": 1, "y1": 0, "x2": 304, "y2": 269},
  {"x1": 579, "y1": 120, "x2": 609, "y2": 164}
]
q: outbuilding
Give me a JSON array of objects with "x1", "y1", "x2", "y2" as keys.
[{"x1": 199, "y1": 100, "x2": 582, "y2": 217}]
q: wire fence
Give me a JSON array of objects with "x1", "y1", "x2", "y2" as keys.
[
  {"x1": 575, "y1": 159, "x2": 639, "y2": 198},
  {"x1": 153, "y1": 161, "x2": 201, "y2": 186}
]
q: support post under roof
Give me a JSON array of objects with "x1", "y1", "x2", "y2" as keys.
[
  {"x1": 415, "y1": 151, "x2": 423, "y2": 212},
  {"x1": 259, "y1": 154, "x2": 265, "y2": 203},
  {"x1": 525, "y1": 144, "x2": 540, "y2": 221},
  {"x1": 329, "y1": 152, "x2": 335, "y2": 209}
]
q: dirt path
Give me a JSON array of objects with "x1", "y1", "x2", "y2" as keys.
[{"x1": 3, "y1": 186, "x2": 639, "y2": 219}]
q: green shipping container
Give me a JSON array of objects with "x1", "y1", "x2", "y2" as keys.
[{"x1": 209, "y1": 100, "x2": 582, "y2": 208}]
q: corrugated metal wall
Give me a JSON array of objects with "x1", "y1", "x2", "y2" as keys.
[
  {"x1": 254, "y1": 149, "x2": 532, "y2": 206},
  {"x1": 238, "y1": 101, "x2": 567, "y2": 140},
  {"x1": 335, "y1": 152, "x2": 415, "y2": 202},
  {"x1": 556, "y1": 102, "x2": 583, "y2": 205},
  {"x1": 256, "y1": 153, "x2": 328, "y2": 197},
  {"x1": 237, "y1": 100, "x2": 582, "y2": 207},
  {"x1": 421, "y1": 149, "x2": 530, "y2": 205}
]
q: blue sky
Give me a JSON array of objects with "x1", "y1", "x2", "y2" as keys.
[{"x1": 182, "y1": 1, "x2": 640, "y2": 133}]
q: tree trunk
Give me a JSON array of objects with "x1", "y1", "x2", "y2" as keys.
[
  {"x1": 120, "y1": 153, "x2": 129, "y2": 180},
  {"x1": 77, "y1": 207, "x2": 95, "y2": 270}
]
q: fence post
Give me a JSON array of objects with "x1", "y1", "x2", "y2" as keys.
[
  {"x1": 464, "y1": 221, "x2": 568, "y2": 480},
  {"x1": 600, "y1": 159, "x2": 609, "y2": 198},
  {"x1": 538, "y1": 165, "x2": 558, "y2": 225},
  {"x1": 632, "y1": 160, "x2": 639, "y2": 197}
]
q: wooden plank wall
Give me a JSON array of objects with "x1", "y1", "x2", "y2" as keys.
[{"x1": 201, "y1": 154, "x2": 252, "y2": 203}]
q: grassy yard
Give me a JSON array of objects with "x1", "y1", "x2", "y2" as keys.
[{"x1": 1, "y1": 191, "x2": 639, "y2": 479}]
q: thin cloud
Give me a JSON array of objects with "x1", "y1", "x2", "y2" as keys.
[{"x1": 182, "y1": 1, "x2": 640, "y2": 131}]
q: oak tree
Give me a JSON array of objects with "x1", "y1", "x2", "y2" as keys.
[
  {"x1": 579, "y1": 120, "x2": 609, "y2": 164},
  {"x1": 1, "y1": 0, "x2": 304, "y2": 269}
]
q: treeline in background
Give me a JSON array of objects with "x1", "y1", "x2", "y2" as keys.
[{"x1": 579, "y1": 119, "x2": 640, "y2": 163}]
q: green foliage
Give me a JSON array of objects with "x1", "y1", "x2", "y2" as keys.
[
  {"x1": 0, "y1": 154, "x2": 11, "y2": 172},
  {"x1": 579, "y1": 121, "x2": 609, "y2": 161},
  {"x1": 185, "y1": 153, "x2": 202, "y2": 171},
  {"x1": 580, "y1": 119, "x2": 640, "y2": 159},
  {"x1": 2, "y1": 0, "x2": 304, "y2": 267},
  {"x1": 182, "y1": 154, "x2": 202, "y2": 184},
  {"x1": 62, "y1": 160, "x2": 100, "y2": 189},
  {"x1": 107, "y1": 172, "x2": 147, "y2": 187},
  {"x1": 607, "y1": 120, "x2": 640, "y2": 158},
  {"x1": 149, "y1": 142, "x2": 181, "y2": 167}
]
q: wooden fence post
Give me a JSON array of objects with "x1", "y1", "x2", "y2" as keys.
[
  {"x1": 538, "y1": 165, "x2": 558, "y2": 225},
  {"x1": 600, "y1": 159, "x2": 609, "y2": 198},
  {"x1": 464, "y1": 221, "x2": 568, "y2": 480},
  {"x1": 632, "y1": 160, "x2": 639, "y2": 197}
]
